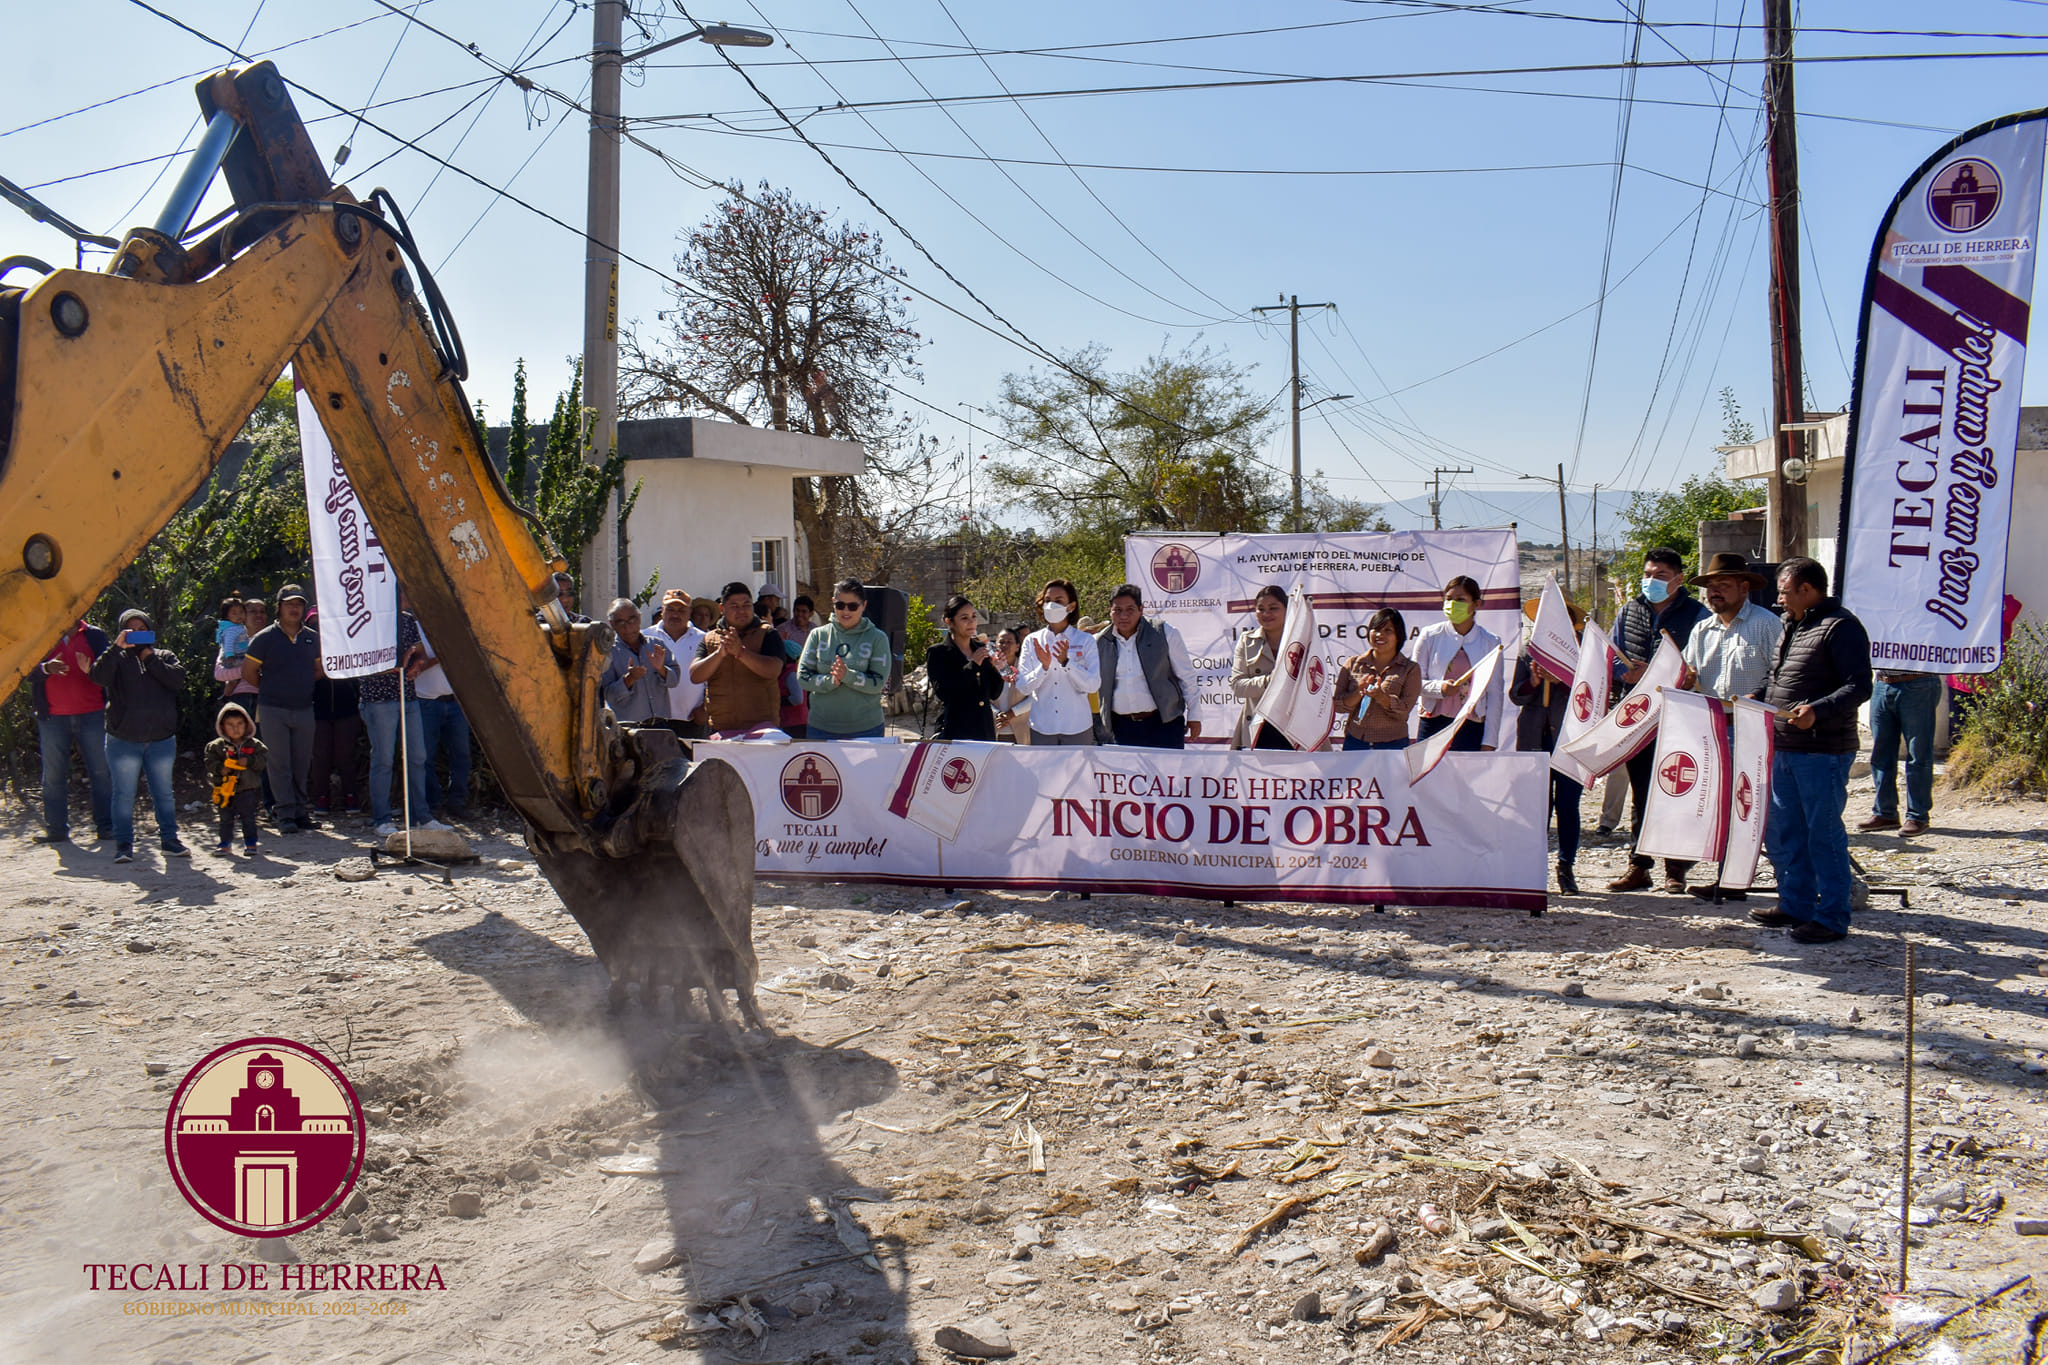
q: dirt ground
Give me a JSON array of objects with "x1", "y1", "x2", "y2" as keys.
[{"x1": 0, "y1": 767, "x2": 2043, "y2": 1365}]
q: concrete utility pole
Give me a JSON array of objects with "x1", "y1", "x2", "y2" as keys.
[
  {"x1": 1251, "y1": 294, "x2": 1335, "y2": 530},
  {"x1": 584, "y1": 0, "x2": 626, "y2": 595},
  {"x1": 1764, "y1": 0, "x2": 1807, "y2": 562},
  {"x1": 1519, "y1": 463, "x2": 1572, "y2": 595},
  {"x1": 583, "y1": 10, "x2": 772, "y2": 595},
  {"x1": 1430, "y1": 466, "x2": 1473, "y2": 530}
]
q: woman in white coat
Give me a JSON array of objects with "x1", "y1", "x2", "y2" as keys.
[
  {"x1": 1015, "y1": 579, "x2": 1100, "y2": 745},
  {"x1": 1226, "y1": 584, "x2": 1292, "y2": 749},
  {"x1": 1410, "y1": 575, "x2": 1502, "y2": 752}
]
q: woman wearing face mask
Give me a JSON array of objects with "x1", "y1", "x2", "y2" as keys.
[
  {"x1": 1227, "y1": 584, "x2": 1294, "y2": 749},
  {"x1": 1015, "y1": 580, "x2": 1100, "y2": 745},
  {"x1": 1411, "y1": 576, "x2": 1503, "y2": 752}
]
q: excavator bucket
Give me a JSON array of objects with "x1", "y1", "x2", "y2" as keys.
[{"x1": 528, "y1": 741, "x2": 764, "y2": 1026}]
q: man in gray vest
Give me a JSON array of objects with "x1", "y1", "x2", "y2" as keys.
[{"x1": 1097, "y1": 584, "x2": 1202, "y2": 748}]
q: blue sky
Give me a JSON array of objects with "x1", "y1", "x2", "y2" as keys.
[{"x1": 7, "y1": 0, "x2": 2048, "y2": 545}]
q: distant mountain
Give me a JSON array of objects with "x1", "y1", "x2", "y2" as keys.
[{"x1": 1374, "y1": 488, "x2": 1641, "y2": 549}]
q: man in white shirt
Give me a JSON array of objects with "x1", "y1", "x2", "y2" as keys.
[
  {"x1": 648, "y1": 589, "x2": 709, "y2": 739},
  {"x1": 1097, "y1": 584, "x2": 1202, "y2": 749},
  {"x1": 1680, "y1": 554, "x2": 1780, "y2": 705},
  {"x1": 411, "y1": 622, "x2": 471, "y2": 818},
  {"x1": 1015, "y1": 579, "x2": 1100, "y2": 744}
]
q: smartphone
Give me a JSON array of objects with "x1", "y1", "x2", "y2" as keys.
[{"x1": 126, "y1": 630, "x2": 157, "y2": 646}]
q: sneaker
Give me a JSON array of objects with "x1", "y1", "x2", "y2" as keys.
[
  {"x1": 32, "y1": 830, "x2": 69, "y2": 844},
  {"x1": 113, "y1": 846, "x2": 134, "y2": 864},
  {"x1": 344, "y1": 797, "x2": 361, "y2": 813},
  {"x1": 213, "y1": 842, "x2": 233, "y2": 855},
  {"x1": 1788, "y1": 921, "x2": 1848, "y2": 944},
  {"x1": 373, "y1": 822, "x2": 398, "y2": 838},
  {"x1": 422, "y1": 819, "x2": 454, "y2": 832},
  {"x1": 163, "y1": 842, "x2": 190, "y2": 858},
  {"x1": 314, "y1": 799, "x2": 332, "y2": 814},
  {"x1": 243, "y1": 841, "x2": 260, "y2": 854}
]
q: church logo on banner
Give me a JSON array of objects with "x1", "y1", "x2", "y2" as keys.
[
  {"x1": 1658, "y1": 751, "x2": 1700, "y2": 797},
  {"x1": 1719, "y1": 699, "x2": 1777, "y2": 892},
  {"x1": 1151, "y1": 544, "x2": 1201, "y2": 594},
  {"x1": 1253, "y1": 585, "x2": 1336, "y2": 752},
  {"x1": 1554, "y1": 634, "x2": 1684, "y2": 781},
  {"x1": 887, "y1": 743, "x2": 986, "y2": 841},
  {"x1": 1733, "y1": 772, "x2": 1755, "y2": 820},
  {"x1": 781, "y1": 752, "x2": 844, "y2": 821},
  {"x1": 1617, "y1": 695, "x2": 1653, "y2": 729},
  {"x1": 1571, "y1": 683, "x2": 1596, "y2": 723},
  {"x1": 1839, "y1": 109, "x2": 2045, "y2": 675},
  {"x1": 1635, "y1": 689, "x2": 1730, "y2": 864}
]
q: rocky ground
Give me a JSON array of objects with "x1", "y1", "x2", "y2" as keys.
[{"x1": 0, "y1": 769, "x2": 2043, "y2": 1365}]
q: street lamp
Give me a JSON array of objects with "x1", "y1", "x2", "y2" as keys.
[
  {"x1": 1518, "y1": 463, "x2": 1570, "y2": 594},
  {"x1": 585, "y1": 7, "x2": 774, "y2": 594}
]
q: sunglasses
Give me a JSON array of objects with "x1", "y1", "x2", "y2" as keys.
[{"x1": 833, "y1": 600, "x2": 864, "y2": 611}]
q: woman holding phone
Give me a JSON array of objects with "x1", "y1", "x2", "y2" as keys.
[{"x1": 926, "y1": 595, "x2": 1005, "y2": 741}]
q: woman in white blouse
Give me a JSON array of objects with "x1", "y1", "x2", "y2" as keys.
[
  {"x1": 1409, "y1": 575, "x2": 1503, "y2": 752},
  {"x1": 992, "y1": 627, "x2": 1032, "y2": 743},
  {"x1": 1015, "y1": 580, "x2": 1100, "y2": 745}
]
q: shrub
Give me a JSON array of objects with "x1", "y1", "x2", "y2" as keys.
[{"x1": 1945, "y1": 620, "x2": 2048, "y2": 795}]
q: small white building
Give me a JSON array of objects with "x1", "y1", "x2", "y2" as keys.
[
  {"x1": 492, "y1": 417, "x2": 865, "y2": 605},
  {"x1": 1721, "y1": 409, "x2": 2046, "y2": 627}
]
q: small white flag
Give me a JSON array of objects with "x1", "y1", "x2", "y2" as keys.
[
  {"x1": 1719, "y1": 698, "x2": 1776, "y2": 891},
  {"x1": 1406, "y1": 644, "x2": 1504, "y2": 785},
  {"x1": 299, "y1": 383, "x2": 399, "y2": 679},
  {"x1": 1251, "y1": 584, "x2": 1336, "y2": 752},
  {"x1": 1549, "y1": 619, "x2": 1617, "y2": 785},
  {"x1": 1635, "y1": 688, "x2": 1731, "y2": 864},
  {"x1": 886, "y1": 742, "x2": 988, "y2": 842},
  {"x1": 1526, "y1": 573, "x2": 1579, "y2": 687},
  {"x1": 1554, "y1": 634, "x2": 1684, "y2": 781}
]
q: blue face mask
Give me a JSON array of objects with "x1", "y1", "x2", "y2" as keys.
[{"x1": 1640, "y1": 576, "x2": 1671, "y2": 604}]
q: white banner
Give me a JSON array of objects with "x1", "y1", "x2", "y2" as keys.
[
  {"x1": 1554, "y1": 635, "x2": 1684, "y2": 781},
  {"x1": 1635, "y1": 688, "x2": 1731, "y2": 864},
  {"x1": 1720, "y1": 699, "x2": 1776, "y2": 892},
  {"x1": 702, "y1": 741, "x2": 1550, "y2": 912},
  {"x1": 1407, "y1": 645, "x2": 1503, "y2": 785},
  {"x1": 1527, "y1": 573, "x2": 1579, "y2": 686},
  {"x1": 1251, "y1": 584, "x2": 1336, "y2": 751},
  {"x1": 885, "y1": 742, "x2": 983, "y2": 841},
  {"x1": 1550, "y1": 620, "x2": 1617, "y2": 786},
  {"x1": 1125, "y1": 531, "x2": 1521, "y2": 743},
  {"x1": 297, "y1": 385, "x2": 399, "y2": 678},
  {"x1": 1840, "y1": 112, "x2": 2046, "y2": 675}
]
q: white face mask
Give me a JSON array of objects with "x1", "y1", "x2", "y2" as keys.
[{"x1": 1042, "y1": 602, "x2": 1070, "y2": 626}]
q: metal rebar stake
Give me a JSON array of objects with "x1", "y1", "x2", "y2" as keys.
[{"x1": 1900, "y1": 936, "x2": 1916, "y2": 1292}]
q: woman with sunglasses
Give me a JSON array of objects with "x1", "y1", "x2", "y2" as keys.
[{"x1": 797, "y1": 579, "x2": 894, "y2": 740}]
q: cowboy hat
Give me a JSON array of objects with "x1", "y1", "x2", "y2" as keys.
[
  {"x1": 1687, "y1": 552, "x2": 1771, "y2": 592},
  {"x1": 1521, "y1": 596, "x2": 1587, "y2": 629}
]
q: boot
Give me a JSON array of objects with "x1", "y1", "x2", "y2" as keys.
[{"x1": 1556, "y1": 861, "x2": 1579, "y2": 895}]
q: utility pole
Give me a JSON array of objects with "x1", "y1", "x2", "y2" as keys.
[
  {"x1": 1250, "y1": 294, "x2": 1335, "y2": 530},
  {"x1": 1591, "y1": 483, "x2": 1603, "y2": 622},
  {"x1": 1430, "y1": 466, "x2": 1473, "y2": 530},
  {"x1": 1764, "y1": 0, "x2": 1807, "y2": 562},
  {"x1": 1518, "y1": 463, "x2": 1572, "y2": 595},
  {"x1": 584, "y1": 0, "x2": 626, "y2": 596}
]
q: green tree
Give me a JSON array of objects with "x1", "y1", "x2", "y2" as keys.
[
  {"x1": 1618, "y1": 472, "x2": 1757, "y2": 568},
  {"x1": 525, "y1": 359, "x2": 652, "y2": 602},
  {"x1": 504, "y1": 358, "x2": 534, "y2": 500},
  {"x1": 1719, "y1": 386, "x2": 1756, "y2": 446}
]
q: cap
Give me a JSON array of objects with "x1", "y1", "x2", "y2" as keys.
[
  {"x1": 661, "y1": 588, "x2": 691, "y2": 605},
  {"x1": 117, "y1": 607, "x2": 152, "y2": 629},
  {"x1": 277, "y1": 583, "x2": 309, "y2": 604},
  {"x1": 758, "y1": 580, "x2": 785, "y2": 598}
]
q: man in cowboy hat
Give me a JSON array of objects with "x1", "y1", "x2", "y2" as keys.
[{"x1": 1679, "y1": 553, "x2": 1782, "y2": 901}]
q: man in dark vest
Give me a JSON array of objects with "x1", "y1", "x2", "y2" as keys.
[
  {"x1": 1750, "y1": 557, "x2": 1873, "y2": 944},
  {"x1": 1096, "y1": 584, "x2": 1202, "y2": 749}
]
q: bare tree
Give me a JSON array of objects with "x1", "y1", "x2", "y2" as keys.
[{"x1": 619, "y1": 182, "x2": 940, "y2": 589}]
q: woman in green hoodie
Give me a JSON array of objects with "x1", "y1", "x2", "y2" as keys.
[{"x1": 798, "y1": 580, "x2": 893, "y2": 740}]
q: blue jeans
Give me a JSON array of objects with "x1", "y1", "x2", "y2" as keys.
[
  {"x1": 362, "y1": 698, "x2": 427, "y2": 825},
  {"x1": 105, "y1": 734, "x2": 177, "y2": 850},
  {"x1": 811, "y1": 722, "x2": 888, "y2": 741},
  {"x1": 1343, "y1": 736, "x2": 1409, "y2": 751},
  {"x1": 1767, "y1": 750, "x2": 1856, "y2": 933},
  {"x1": 418, "y1": 696, "x2": 472, "y2": 810},
  {"x1": 39, "y1": 711, "x2": 112, "y2": 838},
  {"x1": 1870, "y1": 675, "x2": 1940, "y2": 823},
  {"x1": 1552, "y1": 771, "x2": 1584, "y2": 866}
]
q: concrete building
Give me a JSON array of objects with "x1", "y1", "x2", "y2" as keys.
[
  {"x1": 1720, "y1": 408, "x2": 2045, "y2": 627},
  {"x1": 488, "y1": 417, "x2": 864, "y2": 604}
]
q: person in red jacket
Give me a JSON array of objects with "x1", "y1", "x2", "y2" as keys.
[{"x1": 31, "y1": 620, "x2": 113, "y2": 844}]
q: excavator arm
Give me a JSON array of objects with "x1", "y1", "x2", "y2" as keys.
[{"x1": 0, "y1": 64, "x2": 760, "y2": 1022}]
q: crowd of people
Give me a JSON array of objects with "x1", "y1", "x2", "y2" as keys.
[{"x1": 33, "y1": 550, "x2": 1974, "y2": 948}]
